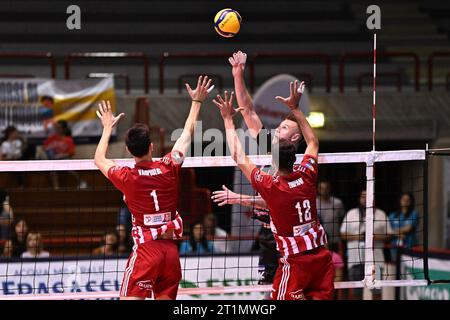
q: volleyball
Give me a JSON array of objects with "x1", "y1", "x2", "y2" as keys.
[{"x1": 214, "y1": 8, "x2": 242, "y2": 38}]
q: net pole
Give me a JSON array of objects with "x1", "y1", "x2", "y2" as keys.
[
  {"x1": 364, "y1": 157, "x2": 375, "y2": 300},
  {"x1": 372, "y1": 33, "x2": 377, "y2": 152}
]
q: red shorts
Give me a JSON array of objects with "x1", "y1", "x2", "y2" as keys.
[
  {"x1": 271, "y1": 246, "x2": 335, "y2": 300},
  {"x1": 120, "y1": 240, "x2": 181, "y2": 299}
]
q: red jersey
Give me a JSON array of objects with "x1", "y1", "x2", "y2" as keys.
[
  {"x1": 108, "y1": 151, "x2": 184, "y2": 245},
  {"x1": 251, "y1": 154, "x2": 327, "y2": 257},
  {"x1": 43, "y1": 134, "x2": 75, "y2": 157}
]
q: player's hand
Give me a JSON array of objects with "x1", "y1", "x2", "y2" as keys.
[
  {"x1": 185, "y1": 75, "x2": 214, "y2": 103},
  {"x1": 213, "y1": 91, "x2": 242, "y2": 120},
  {"x1": 229, "y1": 51, "x2": 247, "y2": 78},
  {"x1": 96, "y1": 100, "x2": 125, "y2": 129},
  {"x1": 275, "y1": 80, "x2": 305, "y2": 110},
  {"x1": 211, "y1": 185, "x2": 240, "y2": 206}
]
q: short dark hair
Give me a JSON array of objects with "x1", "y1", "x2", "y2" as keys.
[
  {"x1": 272, "y1": 140, "x2": 297, "y2": 171},
  {"x1": 285, "y1": 112, "x2": 301, "y2": 132},
  {"x1": 125, "y1": 123, "x2": 151, "y2": 157}
]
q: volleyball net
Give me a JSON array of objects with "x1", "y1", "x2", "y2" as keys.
[{"x1": 0, "y1": 149, "x2": 437, "y2": 300}]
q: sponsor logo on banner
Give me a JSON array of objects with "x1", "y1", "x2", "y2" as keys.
[
  {"x1": 0, "y1": 77, "x2": 116, "y2": 139},
  {"x1": 0, "y1": 255, "x2": 263, "y2": 300}
]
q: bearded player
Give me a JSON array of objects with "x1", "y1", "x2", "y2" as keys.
[
  {"x1": 212, "y1": 81, "x2": 334, "y2": 300},
  {"x1": 94, "y1": 75, "x2": 213, "y2": 300},
  {"x1": 212, "y1": 51, "x2": 304, "y2": 288}
]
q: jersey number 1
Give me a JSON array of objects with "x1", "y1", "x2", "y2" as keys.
[
  {"x1": 151, "y1": 190, "x2": 159, "y2": 211},
  {"x1": 295, "y1": 200, "x2": 311, "y2": 223}
]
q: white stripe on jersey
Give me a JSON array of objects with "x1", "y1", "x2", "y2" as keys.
[
  {"x1": 279, "y1": 236, "x2": 290, "y2": 257},
  {"x1": 311, "y1": 230, "x2": 318, "y2": 248},
  {"x1": 277, "y1": 258, "x2": 287, "y2": 300},
  {"x1": 303, "y1": 234, "x2": 313, "y2": 250},
  {"x1": 137, "y1": 226, "x2": 145, "y2": 244},
  {"x1": 278, "y1": 258, "x2": 291, "y2": 300},
  {"x1": 288, "y1": 237, "x2": 299, "y2": 255},
  {"x1": 121, "y1": 246, "x2": 138, "y2": 296}
]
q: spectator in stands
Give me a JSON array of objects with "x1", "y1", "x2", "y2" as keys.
[
  {"x1": 179, "y1": 222, "x2": 213, "y2": 255},
  {"x1": 40, "y1": 95, "x2": 56, "y2": 133},
  {"x1": 92, "y1": 230, "x2": 119, "y2": 257},
  {"x1": 21, "y1": 232, "x2": 50, "y2": 258},
  {"x1": 35, "y1": 120, "x2": 76, "y2": 189},
  {"x1": 203, "y1": 213, "x2": 228, "y2": 253},
  {"x1": 2, "y1": 218, "x2": 29, "y2": 258},
  {"x1": 36, "y1": 120, "x2": 75, "y2": 160},
  {"x1": 317, "y1": 180, "x2": 345, "y2": 252},
  {"x1": 0, "y1": 189, "x2": 14, "y2": 240},
  {"x1": 340, "y1": 190, "x2": 393, "y2": 299},
  {"x1": 0, "y1": 126, "x2": 26, "y2": 161},
  {"x1": 388, "y1": 192, "x2": 419, "y2": 262},
  {"x1": 117, "y1": 202, "x2": 132, "y2": 236},
  {"x1": 116, "y1": 224, "x2": 133, "y2": 255}
]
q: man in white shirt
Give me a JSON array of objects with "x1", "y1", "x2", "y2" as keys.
[{"x1": 340, "y1": 190, "x2": 393, "y2": 299}]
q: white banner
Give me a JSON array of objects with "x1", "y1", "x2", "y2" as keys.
[
  {"x1": 0, "y1": 255, "x2": 264, "y2": 300},
  {"x1": 0, "y1": 77, "x2": 116, "y2": 138},
  {"x1": 401, "y1": 254, "x2": 450, "y2": 300}
]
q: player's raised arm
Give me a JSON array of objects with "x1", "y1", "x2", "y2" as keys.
[
  {"x1": 94, "y1": 100, "x2": 125, "y2": 177},
  {"x1": 229, "y1": 51, "x2": 263, "y2": 139},
  {"x1": 172, "y1": 75, "x2": 213, "y2": 156},
  {"x1": 211, "y1": 185, "x2": 268, "y2": 209},
  {"x1": 213, "y1": 91, "x2": 256, "y2": 182},
  {"x1": 275, "y1": 80, "x2": 319, "y2": 158}
]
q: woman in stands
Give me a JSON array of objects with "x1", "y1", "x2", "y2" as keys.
[
  {"x1": 21, "y1": 232, "x2": 50, "y2": 259},
  {"x1": 2, "y1": 218, "x2": 29, "y2": 258},
  {"x1": 179, "y1": 222, "x2": 214, "y2": 255},
  {"x1": 92, "y1": 230, "x2": 120, "y2": 257}
]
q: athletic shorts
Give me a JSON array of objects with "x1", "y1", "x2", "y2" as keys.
[
  {"x1": 120, "y1": 239, "x2": 182, "y2": 299},
  {"x1": 271, "y1": 246, "x2": 335, "y2": 300}
]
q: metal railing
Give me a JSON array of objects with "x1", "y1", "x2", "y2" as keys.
[
  {"x1": 340, "y1": 52, "x2": 420, "y2": 92},
  {"x1": 65, "y1": 52, "x2": 149, "y2": 93}
]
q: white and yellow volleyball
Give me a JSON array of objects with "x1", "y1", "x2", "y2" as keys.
[{"x1": 214, "y1": 8, "x2": 242, "y2": 38}]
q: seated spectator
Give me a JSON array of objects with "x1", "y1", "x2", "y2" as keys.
[
  {"x1": 116, "y1": 224, "x2": 133, "y2": 255},
  {"x1": 36, "y1": 120, "x2": 75, "y2": 160},
  {"x1": 388, "y1": 192, "x2": 419, "y2": 262},
  {"x1": 117, "y1": 202, "x2": 132, "y2": 235},
  {"x1": 0, "y1": 126, "x2": 26, "y2": 160},
  {"x1": 340, "y1": 190, "x2": 393, "y2": 299},
  {"x1": 92, "y1": 231, "x2": 119, "y2": 257},
  {"x1": 21, "y1": 232, "x2": 50, "y2": 258},
  {"x1": 316, "y1": 180, "x2": 345, "y2": 252},
  {"x1": 35, "y1": 120, "x2": 76, "y2": 189},
  {"x1": 2, "y1": 218, "x2": 29, "y2": 258},
  {"x1": 0, "y1": 189, "x2": 14, "y2": 240},
  {"x1": 203, "y1": 213, "x2": 228, "y2": 253},
  {"x1": 179, "y1": 222, "x2": 214, "y2": 255}
]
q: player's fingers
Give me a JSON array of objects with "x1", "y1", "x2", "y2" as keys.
[
  {"x1": 185, "y1": 83, "x2": 193, "y2": 95},
  {"x1": 298, "y1": 81, "x2": 305, "y2": 93},
  {"x1": 275, "y1": 96, "x2": 286, "y2": 102},
  {"x1": 290, "y1": 81, "x2": 294, "y2": 96},
  {"x1": 197, "y1": 75, "x2": 202, "y2": 89},
  {"x1": 116, "y1": 113, "x2": 125, "y2": 121},
  {"x1": 206, "y1": 84, "x2": 215, "y2": 93},
  {"x1": 212, "y1": 99, "x2": 222, "y2": 109},
  {"x1": 229, "y1": 91, "x2": 235, "y2": 105},
  {"x1": 218, "y1": 201, "x2": 227, "y2": 207},
  {"x1": 96, "y1": 110, "x2": 102, "y2": 119},
  {"x1": 202, "y1": 75, "x2": 209, "y2": 87},
  {"x1": 222, "y1": 185, "x2": 230, "y2": 191},
  {"x1": 224, "y1": 90, "x2": 228, "y2": 102},
  {"x1": 106, "y1": 100, "x2": 112, "y2": 112},
  {"x1": 100, "y1": 100, "x2": 107, "y2": 114},
  {"x1": 216, "y1": 94, "x2": 225, "y2": 105},
  {"x1": 205, "y1": 78, "x2": 212, "y2": 90}
]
